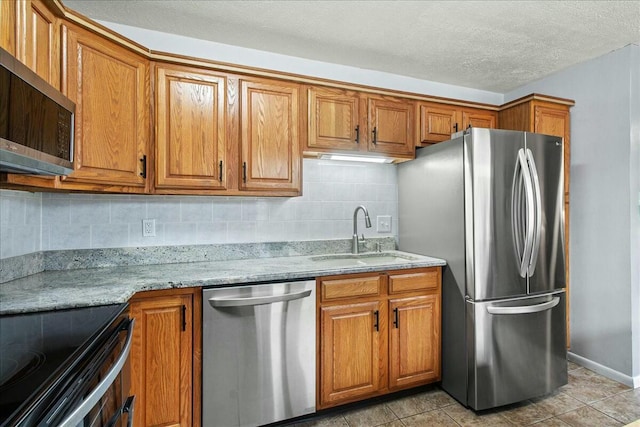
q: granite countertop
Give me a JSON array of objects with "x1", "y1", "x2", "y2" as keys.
[{"x1": 0, "y1": 250, "x2": 445, "y2": 315}]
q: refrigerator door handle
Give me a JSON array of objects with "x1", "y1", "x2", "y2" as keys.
[
  {"x1": 511, "y1": 155, "x2": 525, "y2": 269},
  {"x1": 517, "y1": 149, "x2": 535, "y2": 278},
  {"x1": 526, "y1": 149, "x2": 542, "y2": 276},
  {"x1": 486, "y1": 297, "x2": 560, "y2": 315}
]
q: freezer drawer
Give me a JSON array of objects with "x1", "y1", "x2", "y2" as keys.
[{"x1": 467, "y1": 291, "x2": 567, "y2": 410}]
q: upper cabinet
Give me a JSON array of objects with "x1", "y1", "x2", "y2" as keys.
[
  {"x1": 18, "y1": 0, "x2": 61, "y2": 89},
  {"x1": 1, "y1": 0, "x2": 60, "y2": 88},
  {"x1": 367, "y1": 95, "x2": 415, "y2": 156},
  {"x1": 418, "y1": 102, "x2": 498, "y2": 145},
  {"x1": 0, "y1": 1, "x2": 17, "y2": 56},
  {"x1": 307, "y1": 87, "x2": 360, "y2": 152},
  {"x1": 61, "y1": 23, "x2": 150, "y2": 192},
  {"x1": 155, "y1": 65, "x2": 227, "y2": 192},
  {"x1": 239, "y1": 77, "x2": 302, "y2": 194},
  {"x1": 306, "y1": 87, "x2": 415, "y2": 159}
]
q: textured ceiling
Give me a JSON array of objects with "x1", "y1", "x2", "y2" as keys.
[{"x1": 63, "y1": 0, "x2": 640, "y2": 93}]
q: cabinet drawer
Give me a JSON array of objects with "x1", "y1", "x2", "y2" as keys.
[
  {"x1": 320, "y1": 275, "x2": 382, "y2": 301},
  {"x1": 389, "y1": 268, "x2": 440, "y2": 294}
]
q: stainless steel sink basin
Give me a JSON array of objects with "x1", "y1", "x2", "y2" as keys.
[{"x1": 309, "y1": 251, "x2": 419, "y2": 267}]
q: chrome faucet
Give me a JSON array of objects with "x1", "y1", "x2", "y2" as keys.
[{"x1": 352, "y1": 205, "x2": 372, "y2": 254}]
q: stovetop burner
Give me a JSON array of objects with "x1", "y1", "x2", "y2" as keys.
[{"x1": 0, "y1": 349, "x2": 46, "y2": 391}]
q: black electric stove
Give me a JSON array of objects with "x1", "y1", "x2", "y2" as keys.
[{"x1": 0, "y1": 303, "x2": 129, "y2": 426}]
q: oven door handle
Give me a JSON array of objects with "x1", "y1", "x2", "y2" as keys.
[
  {"x1": 105, "y1": 395, "x2": 135, "y2": 427},
  {"x1": 58, "y1": 318, "x2": 135, "y2": 427}
]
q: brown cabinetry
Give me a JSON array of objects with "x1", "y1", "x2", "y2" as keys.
[
  {"x1": 1, "y1": 0, "x2": 60, "y2": 87},
  {"x1": 306, "y1": 87, "x2": 415, "y2": 158},
  {"x1": 319, "y1": 301, "x2": 385, "y2": 406},
  {"x1": 155, "y1": 65, "x2": 227, "y2": 191},
  {"x1": 129, "y1": 288, "x2": 201, "y2": 427},
  {"x1": 317, "y1": 267, "x2": 441, "y2": 409},
  {"x1": 61, "y1": 23, "x2": 150, "y2": 192},
  {"x1": 418, "y1": 102, "x2": 497, "y2": 145},
  {"x1": 239, "y1": 77, "x2": 302, "y2": 194}
]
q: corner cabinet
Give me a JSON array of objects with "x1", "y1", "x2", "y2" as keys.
[
  {"x1": 239, "y1": 77, "x2": 302, "y2": 194},
  {"x1": 317, "y1": 267, "x2": 442, "y2": 409},
  {"x1": 305, "y1": 87, "x2": 415, "y2": 159},
  {"x1": 129, "y1": 288, "x2": 202, "y2": 427},
  {"x1": 60, "y1": 23, "x2": 150, "y2": 192},
  {"x1": 155, "y1": 65, "x2": 228, "y2": 192}
]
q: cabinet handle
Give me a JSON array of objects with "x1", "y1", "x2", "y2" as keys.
[
  {"x1": 139, "y1": 155, "x2": 147, "y2": 179},
  {"x1": 242, "y1": 162, "x2": 247, "y2": 182},
  {"x1": 453, "y1": 123, "x2": 459, "y2": 132},
  {"x1": 218, "y1": 160, "x2": 223, "y2": 182},
  {"x1": 372, "y1": 127, "x2": 377, "y2": 145},
  {"x1": 373, "y1": 310, "x2": 379, "y2": 331},
  {"x1": 355, "y1": 125, "x2": 360, "y2": 144},
  {"x1": 181, "y1": 305, "x2": 187, "y2": 331},
  {"x1": 393, "y1": 307, "x2": 399, "y2": 328}
]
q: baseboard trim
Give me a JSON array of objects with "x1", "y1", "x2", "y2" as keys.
[{"x1": 568, "y1": 352, "x2": 637, "y2": 388}]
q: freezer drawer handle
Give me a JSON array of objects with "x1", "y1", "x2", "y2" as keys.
[
  {"x1": 486, "y1": 297, "x2": 560, "y2": 315},
  {"x1": 208, "y1": 289, "x2": 312, "y2": 308}
]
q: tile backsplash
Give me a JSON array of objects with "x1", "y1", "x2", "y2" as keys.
[
  {"x1": 0, "y1": 190, "x2": 42, "y2": 259},
  {"x1": 0, "y1": 159, "x2": 398, "y2": 259}
]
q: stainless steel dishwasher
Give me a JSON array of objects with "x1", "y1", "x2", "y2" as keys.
[{"x1": 202, "y1": 280, "x2": 316, "y2": 427}]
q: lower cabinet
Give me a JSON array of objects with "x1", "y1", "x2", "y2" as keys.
[
  {"x1": 129, "y1": 288, "x2": 202, "y2": 427},
  {"x1": 317, "y1": 267, "x2": 442, "y2": 409},
  {"x1": 319, "y1": 301, "x2": 386, "y2": 406}
]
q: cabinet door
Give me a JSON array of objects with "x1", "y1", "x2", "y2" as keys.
[
  {"x1": 533, "y1": 105, "x2": 570, "y2": 197},
  {"x1": 17, "y1": 0, "x2": 60, "y2": 89},
  {"x1": 240, "y1": 78, "x2": 301, "y2": 193},
  {"x1": 307, "y1": 87, "x2": 360, "y2": 151},
  {"x1": 419, "y1": 103, "x2": 459, "y2": 144},
  {"x1": 368, "y1": 97, "x2": 415, "y2": 156},
  {"x1": 62, "y1": 24, "x2": 149, "y2": 191},
  {"x1": 0, "y1": 1, "x2": 17, "y2": 56},
  {"x1": 130, "y1": 294, "x2": 193, "y2": 427},
  {"x1": 462, "y1": 109, "x2": 497, "y2": 130},
  {"x1": 389, "y1": 295, "x2": 440, "y2": 390},
  {"x1": 320, "y1": 301, "x2": 384, "y2": 408},
  {"x1": 156, "y1": 66, "x2": 227, "y2": 190}
]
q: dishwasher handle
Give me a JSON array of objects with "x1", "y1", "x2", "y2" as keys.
[{"x1": 208, "y1": 289, "x2": 312, "y2": 308}]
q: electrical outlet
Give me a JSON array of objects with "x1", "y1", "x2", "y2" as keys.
[
  {"x1": 376, "y1": 215, "x2": 392, "y2": 233},
  {"x1": 142, "y1": 219, "x2": 156, "y2": 237}
]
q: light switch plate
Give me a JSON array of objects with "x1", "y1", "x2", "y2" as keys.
[{"x1": 377, "y1": 215, "x2": 392, "y2": 233}]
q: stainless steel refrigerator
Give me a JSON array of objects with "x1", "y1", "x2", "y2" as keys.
[{"x1": 398, "y1": 128, "x2": 567, "y2": 410}]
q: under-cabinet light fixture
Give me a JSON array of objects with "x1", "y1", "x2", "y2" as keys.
[{"x1": 319, "y1": 154, "x2": 393, "y2": 164}]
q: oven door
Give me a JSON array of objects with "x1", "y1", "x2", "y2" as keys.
[{"x1": 44, "y1": 317, "x2": 135, "y2": 427}]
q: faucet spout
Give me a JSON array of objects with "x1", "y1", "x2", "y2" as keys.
[{"x1": 352, "y1": 205, "x2": 372, "y2": 254}]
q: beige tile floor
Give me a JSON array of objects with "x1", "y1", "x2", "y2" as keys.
[{"x1": 293, "y1": 362, "x2": 639, "y2": 427}]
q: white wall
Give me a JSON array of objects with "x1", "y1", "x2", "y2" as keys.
[
  {"x1": 0, "y1": 159, "x2": 397, "y2": 257},
  {"x1": 100, "y1": 21, "x2": 504, "y2": 106},
  {"x1": 505, "y1": 44, "x2": 640, "y2": 384}
]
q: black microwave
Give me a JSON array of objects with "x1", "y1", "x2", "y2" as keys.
[{"x1": 0, "y1": 47, "x2": 75, "y2": 176}]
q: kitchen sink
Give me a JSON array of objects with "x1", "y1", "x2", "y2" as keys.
[{"x1": 309, "y1": 251, "x2": 419, "y2": 267}]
